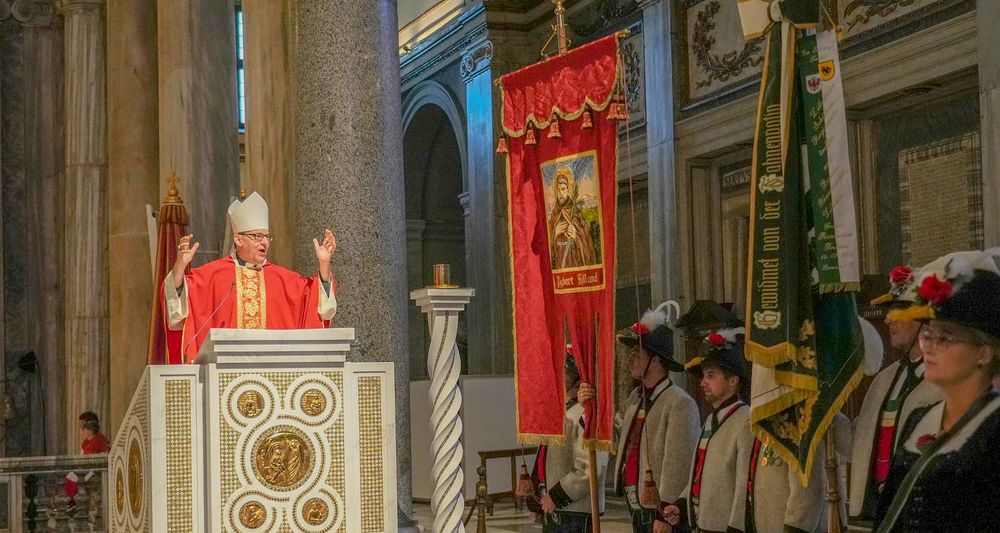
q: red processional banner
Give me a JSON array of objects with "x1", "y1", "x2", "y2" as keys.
[
  {"x1": 499, "y1": 34, "x2": 625, "y2": 449},
  {"x1": 147, "y1": 186, "x2": 190, "y2": 365}
]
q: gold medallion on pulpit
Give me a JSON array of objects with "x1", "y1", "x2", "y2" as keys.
[
  {"x1": 115, "y1": 468, "x2": 125, "y2": 514},
  {"x1": 239, "y1": 501, "x2": 267, "y2": 528},
  {"x1": 252, "y1": 426, "x2": 313, "y2": 490},
  {"x1": 127, "y1": 440, "x2": 144, "y2": 516},
  {"x1": 300, "y1": 389, "x2": 327, "y2": 416},
  {"x1": 238, "y1": 390, "x2": 265, "y2": 418},
  {"x1": 302, "y1": 498, "x2": 329, "y2": 525}
]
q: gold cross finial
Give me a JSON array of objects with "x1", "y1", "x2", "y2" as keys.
[
  {"x1": 239, "y1": 188, "x2": 248, "y2": 200},
  {"x1": 164, "y1": 172, "x2": 184, "y2": 204}
]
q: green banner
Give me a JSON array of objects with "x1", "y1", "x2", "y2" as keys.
[{"x1": 745, "y1": 15, "x2": 863, "y2": 483}]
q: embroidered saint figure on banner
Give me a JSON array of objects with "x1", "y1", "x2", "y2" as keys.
[{"x1": 542, "y1": 154, "x2": 606, "y2": 294}]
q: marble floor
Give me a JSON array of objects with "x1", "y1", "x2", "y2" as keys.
[{"x1": 412, "y1": 494, "x2": 635, "y2": 532}]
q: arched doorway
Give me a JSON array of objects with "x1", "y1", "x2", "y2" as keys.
[{"x1": 403, "y1": 103, "x2": 467, "y2": 378}]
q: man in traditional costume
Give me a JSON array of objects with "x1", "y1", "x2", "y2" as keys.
[
  {"x1": 548, "y1": 168, "x2": 597, "y2": 269},
  {"x1": 874, "y1": 248, "x2": 1000, "y2": 531},
  {"x1": 163, "y1": 192, "x2": 338, "y2": 362},
  {"x1": 743, "y1": 433, "x2": 829, "y2": 533},
  {"x1": 527, "y1": 348, "x2": 609, "y2": 532},
  {"x1": 848, "y1": 265, "x2": 942, "y2": 532},
  {"x1": 663, "y1": 327, "x2": 754, "y2": 533},
  {"x1": 608, "y1": 302, "x2": 700, "y2": 533}
]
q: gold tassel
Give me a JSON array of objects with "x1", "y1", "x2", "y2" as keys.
[
  {"x1": 640, "y1": 469, "x2": 660, "y2": 508},
  {"x1": 525, "y1": 128, "x2": 537, "y2": 145},
  {"x1": 581, "y1": 110, "x2": 593, "y2": 129},
  {"x1": 608, "y1": 101, "x2": 630, "y2": 121},
  {"x1": 547, "y1": 117, "x2": 561, "y2": 138},
  {"x1": 514, "y1": 464, "x2": 534, "y2": 498},
  {"x1": 496, "y1": 136, "x2": 508, "y2": 154}
]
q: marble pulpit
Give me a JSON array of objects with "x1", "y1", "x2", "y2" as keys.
[{"x1": 108, "y1": 328, "x2": 398, "y2": 532}]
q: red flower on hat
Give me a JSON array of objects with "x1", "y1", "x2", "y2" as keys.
[
  {"x1": 889, "y1": 265, "x2": 913, "y2": 286},
  {"x1": 707, "y1": 333, "x2": 726, "y2": 347},
  {"x1": 631, "y1": 322, "x2": 649, "y2": 336},
  {"x1": 919, "y1": 275, "x2": 952, "y2": 305}
]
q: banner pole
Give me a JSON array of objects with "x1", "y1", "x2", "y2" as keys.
[
  {"x1": 588, "y1": 447, "x2": 602, "y2": 533},
  {"x1": 552, "y1": 0, "x2": 569, "y2": 55},
  {"x1": 825, "y1": 427, "x2": 843, "y2": 533}
]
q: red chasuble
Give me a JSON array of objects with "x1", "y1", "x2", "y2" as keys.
[{"x1": 169, "y1": 256, "x2": 336, "y2": 363}]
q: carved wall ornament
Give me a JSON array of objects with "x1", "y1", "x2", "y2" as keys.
[
  {"x1": 692, "y1": 0, "x2": 764, "y2": 89},
  {"x1": 844, "y1": 0, "x2": 919, "y2": 31},
  {"x1": 0, "y1": 0, "x2": 55, "y2": 26},
  {"x1": 252, "y1": 426, "x2": 314, "y2": 490},
  {"x1": 568, "y1": 0, "x2": 641, "y2": 38},
  {"x1": 239, "y1": 501, "x2": 267, "y2": 529},
  {"x1": 303, "y1": 498, "x2": 329, "y2": 525},
  {"x1": 127, "y1": 439, "x2": 144, "y2": 517},
  {"x1": 237, "y1": 390, "x2": 264, "y2": 418},
  {"x1": 460, "y1": 40, "x2": 494, "y2": 81},
  {"x1": 300, "y1": 389, "x2": 327, "y2": 416}
]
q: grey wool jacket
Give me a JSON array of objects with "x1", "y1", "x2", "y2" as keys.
[
  {"x1": 679, "y1": 401, "x2": 754, "y2": 532},
  {"x1": 613, "y1": 378, "x2": 701, "y2": 506},
  {"x1": 847, "y1": 359, "x2": 940, "y2": 531},
  {"x1": 543, "y1": 402, "x2": 609, "y2": 513},
  {"x1": 749, "y1": 439, "x2": 828, "y2": 533}
]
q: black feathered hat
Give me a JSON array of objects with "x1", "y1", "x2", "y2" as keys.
[
  {"x1": 889, "y1": 248, "x2": 1000, "y2": 342},
  {"x1": 617, "y1": 301, "x2": 685, "y2": 373},
  {"x1": 684, "y1": 327, "x2": 748, "y2": 380}
]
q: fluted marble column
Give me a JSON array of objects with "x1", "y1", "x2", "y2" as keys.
[
  {"x1": 244, "y1": 0, "x2": 293, "y2": 266},
  {"x1": 157, "y1": 0, "x2": 238, "y2": 262},
  {"x1": 291, "y1": 0, "x2": 414, "y2": 524},
  {"x1": 61, "y1": 0, "x2": 108, "y2": 454},
  {"x1": 20, "y1": 1, "x2": 66, "y2": 455},
  {"x1": 107, "y1": 0, "x2": 158, "y2": 439}
]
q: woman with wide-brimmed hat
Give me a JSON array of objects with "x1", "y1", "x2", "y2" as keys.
[{"x1": 875, "y1": 248, "x2": 1000, "y2": 532}]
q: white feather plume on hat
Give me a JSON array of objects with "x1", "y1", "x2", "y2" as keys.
[
  {"x1": 638, "y1": 300, "x2": 681, "y2": 332},
  {"x1": 858, "y1": 316, "x2": 884, "y2": 376},
  {"x1": 714, "y1": 327, "x2": 745, "y2": 344}
]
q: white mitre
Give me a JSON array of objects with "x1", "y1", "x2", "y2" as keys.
[{"x1": 228, "y1": 192, "x2": 269, "y2": 233}]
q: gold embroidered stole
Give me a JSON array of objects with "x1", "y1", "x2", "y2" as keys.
[{"x1": 235, "y1": 265, "x2": 267, "y2": 328}]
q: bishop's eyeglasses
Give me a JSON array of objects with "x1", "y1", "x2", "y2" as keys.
[{"x1": 239, "y1": 232, "x2": 274, "y2": 243}]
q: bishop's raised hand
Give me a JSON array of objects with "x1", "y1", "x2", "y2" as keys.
[
  {"x1": 313, "y1": 229, "x2": 337, "y2": 281},
  {"x1": 172, "y1": 234, "x2": 200, "y2": 286}
]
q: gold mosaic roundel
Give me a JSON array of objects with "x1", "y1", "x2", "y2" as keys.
[
  {"x1": 115, "y1": 468, "x2": 125, "y2": 514},
  {"x1": 300, "y1": 389, "x2": 327, "y2": 416},
  {"x1": 251, "y1": 426, "x2": 313, "y2": 490},
  {"x1": 237, "y1": 390, "x2": 265, "y2": 418},
  {"x1": 239, "y1": 501, "x2": 267, "y2": 529},
  {"x1": 302, "y1": 498, "x2": 329, "y2": 525},
  {"x1": 127, "y1": 440, "x2": 143, "y2": 517}
]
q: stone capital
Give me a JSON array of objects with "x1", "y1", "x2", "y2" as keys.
[
  {"x1": 0, "y1": 0, "x2": 57, "y2": 27},
  {"x1": 460, "y1": 40, "x2": 494, "y2": 83},
  {"x1": 57, "y1": 0, "x2": 103, "y2": 15}
]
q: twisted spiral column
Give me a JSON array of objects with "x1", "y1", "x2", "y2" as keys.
[{"x1": 411, "y1": 288, "x2": 474, "y2": 533}]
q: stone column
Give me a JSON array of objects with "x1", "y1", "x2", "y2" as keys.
[
  {"x1": 61, "y1": 0, "x2": 108, "y2": 454},
  {"x1": 157, "y1": 0, "x2": 238, "y2": 262},
  {"x1": 243, "y1": 0, "x2": 294, "y2": 266},
  {"x1": 461, "y1": 39, "x2": 512, "y2": 375},
  {"x1": 107, "y1": 0, "x2": 158, "y2": 439},
  {"x1": 978, "y1": 1, "x2": 1000, "y2": 246},
  {"x1": 643, "y1": 0, "x2": 680, "y2": 304},
  {"x1": 291, "y1": 0, "x2": 414, "y2": 524},
  {"x1": 23, "y1": 4, "x2": 65, "y2": 455}
]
